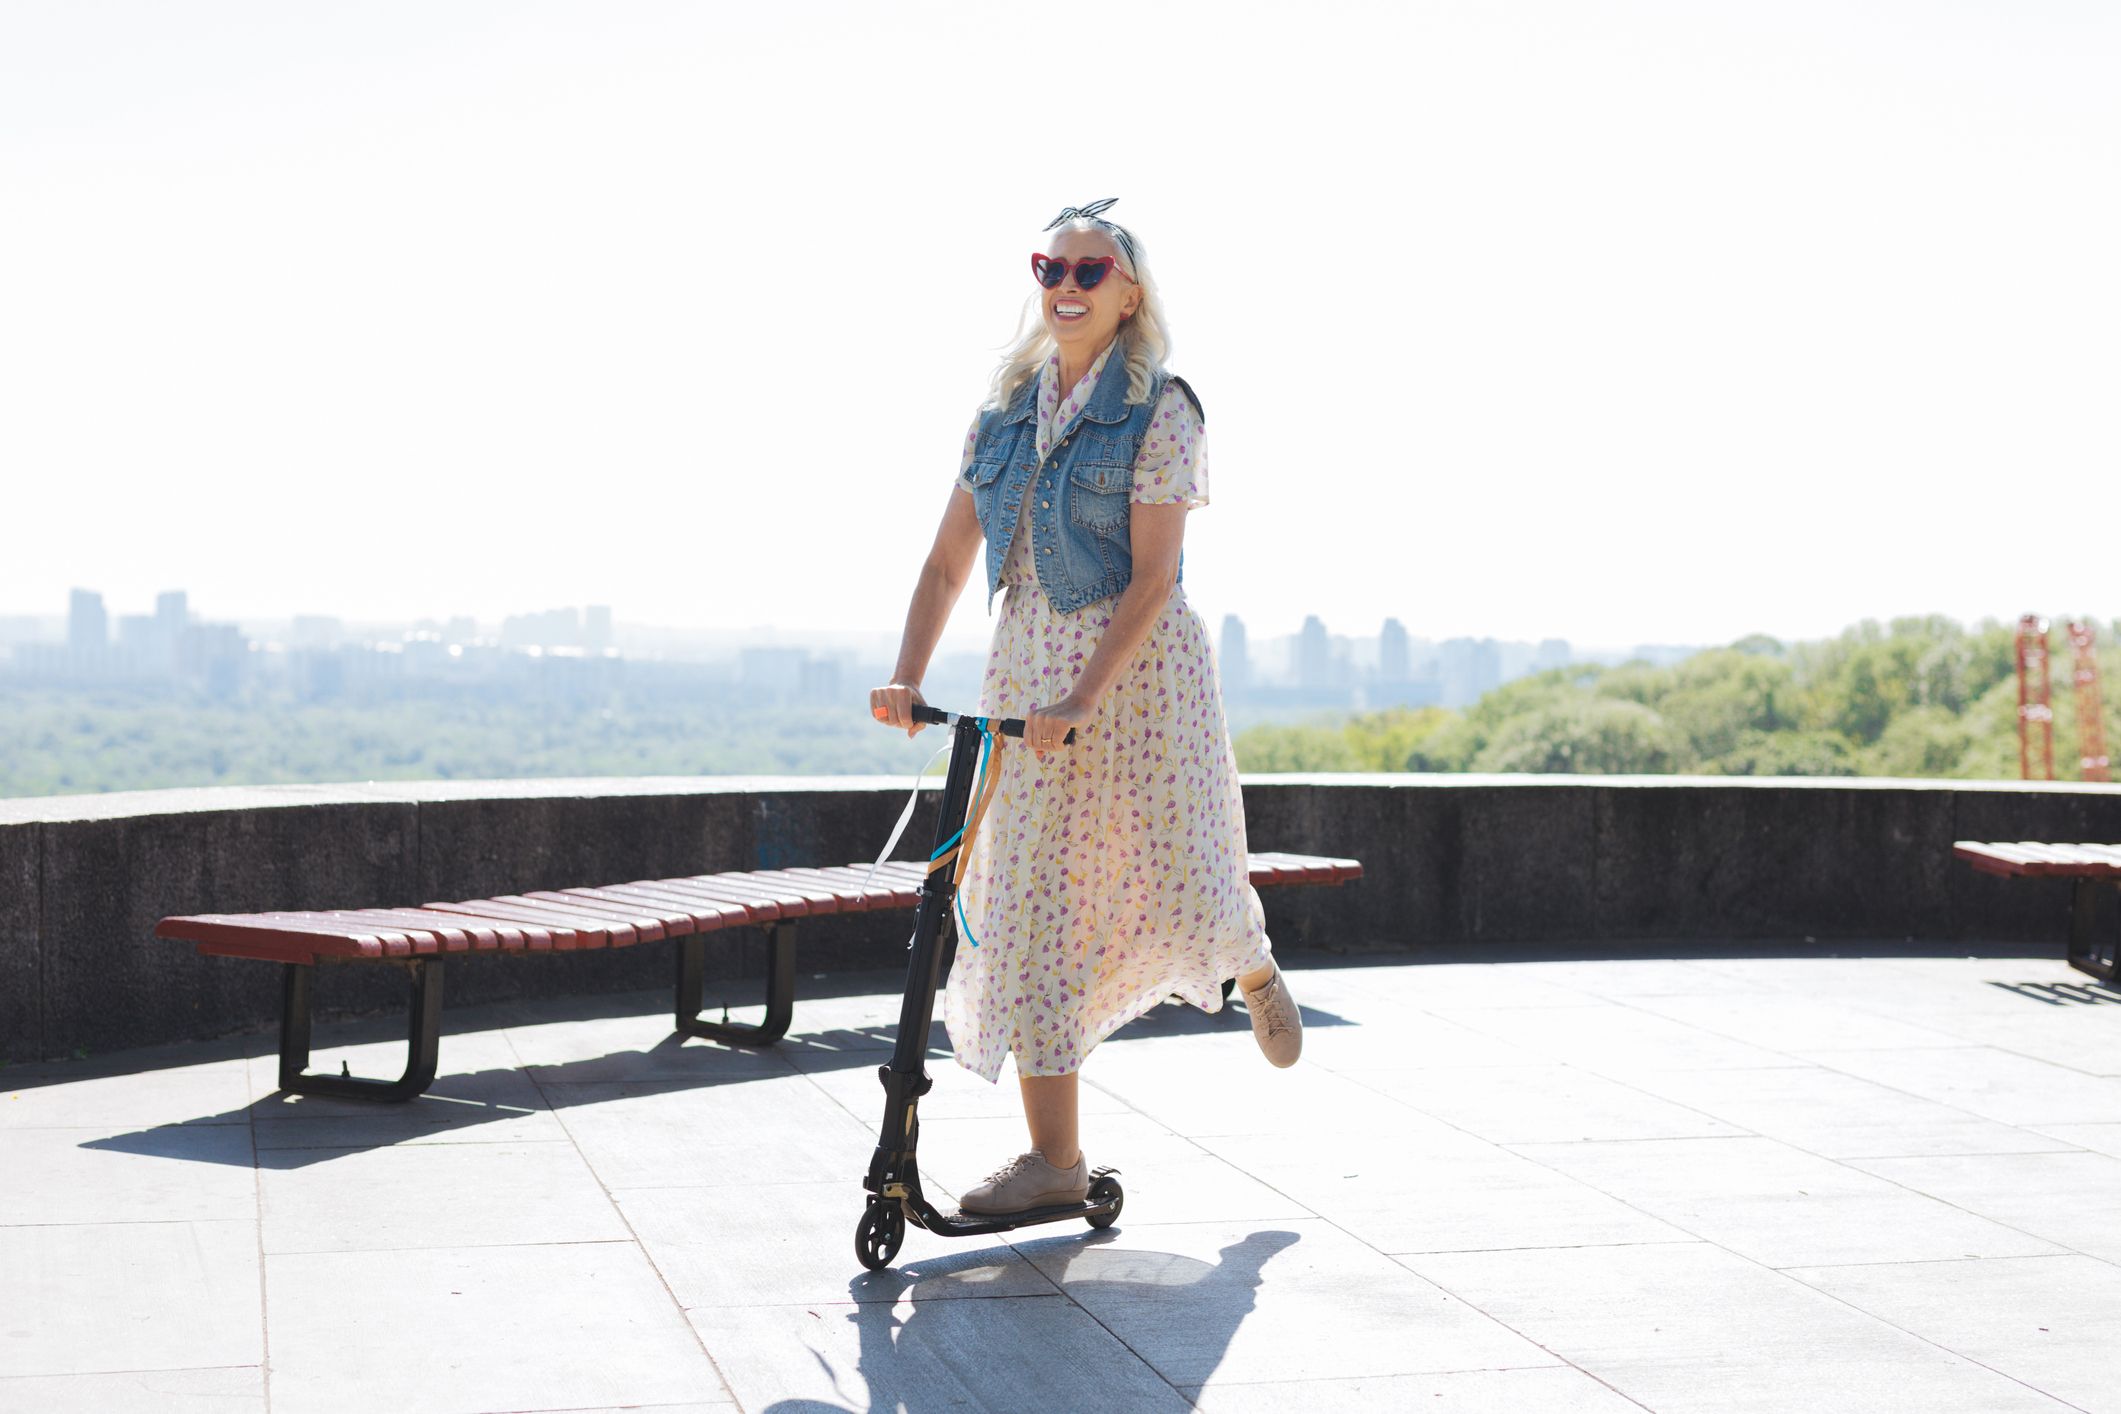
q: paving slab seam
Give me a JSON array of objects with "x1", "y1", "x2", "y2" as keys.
[
  {"x1": 1341, "y1": 1005, "x2": 2110, "y2": 1204},
  {"x1": 1374, "y1": 1238, "x2": 1704, "y2": 1258},
  {"x1": 505, "y1": 1024, "x2": 744, "y2": 1412},
  {"x1": 1079, "y1": 1045, "x2": 1685, "y2": 1403},
  {"x1": 1171, "y1": 1359, "x2": 1580, "y2": 1384},
  {"x1": 1827, "y1": 1145, "x2": 2090, "y2": 1161},
  {"x1": 1771, "y1": 1250, "x2": 2093, "y2": 1273},
  {"x1": 1494, "y1": 1131, "x2": 2087, "y2": 1272},
  {"x1": 1354, "y1": 1263, "x2": 1660, "y2": 1412},
  {"x1": 252, "y1": 1136, "x2": 574, "y2": 1157},
  {"x1": 984, "y1": 1247, "x2": 1203, "y2": 1410},
  {"x1": 0, "y1": 1362, "x2": 265, "y2": 1382},
  {"x1": 1028, "y1": 1086, "x2": 1655, "y2": 1408},
  {"x1": 1467, "y1": 1144, "x2": 2108, "y2": 1407},
  {"x1": 1630, "y1": 1130, "x2": 2116, "y2": 1268},
  {"x1": 1789, "y1": 1050, "x2": 2119, "y2": 1135},
  {"x1": 248, "y1": 1085, "x2": 274, "y2": 1414}
]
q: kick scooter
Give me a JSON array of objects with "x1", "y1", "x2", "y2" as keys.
[{"x1": 854, "y1": 702, "x2": 1123, "y2": 1271}]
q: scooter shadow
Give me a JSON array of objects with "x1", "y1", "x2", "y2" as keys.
[{"x1": 760, "y1": 1230, "x2": 1301, "y2": 1413}]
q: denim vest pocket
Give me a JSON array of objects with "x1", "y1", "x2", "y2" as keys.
[
  {"x1": 1067, "y1": 461, "x2": 1131, "y2": 533},
  {"x1": 964, "y1": 457, "x2": 1007, "y2": 534}
]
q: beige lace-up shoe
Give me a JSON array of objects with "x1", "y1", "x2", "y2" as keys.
[
  {"x1": 958, "y1": 1149, "x2": 1090, "y2": 1215},
  {"x1": 1242, "y1": 967, "x2": 1303, "y2": 1067}
]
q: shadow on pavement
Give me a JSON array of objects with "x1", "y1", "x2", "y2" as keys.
[
  {"x1": 74, "y1": 998, "x2": 1349, "y2": 1170},
  {"x1": 761, "y1": 1230, "x2": 1301, "y2": 1413}
]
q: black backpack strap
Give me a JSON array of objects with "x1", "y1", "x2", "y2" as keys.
[{"x1": 1166, "y1": 373, "x2": 1205, "y2": 425}]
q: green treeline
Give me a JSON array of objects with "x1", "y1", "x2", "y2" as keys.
[{"x1": 1232, "y1": 616, "x2": 2121, "y2": 780}]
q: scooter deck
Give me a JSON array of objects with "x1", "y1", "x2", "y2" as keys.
[{"x1": 912, "y1": 1169, "x2": 1123, "y2": 1237}]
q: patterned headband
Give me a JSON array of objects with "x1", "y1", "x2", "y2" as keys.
[{"x1": 1043, "y1": 198, "x2": 1138, "y2": 270}]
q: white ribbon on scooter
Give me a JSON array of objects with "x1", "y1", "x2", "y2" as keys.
[{"x1": 858, "y1": 735, "x2": 955, "y2": 897}]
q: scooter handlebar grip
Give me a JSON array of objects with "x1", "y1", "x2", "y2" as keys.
[{"x1": 908, "y1": 703, "x2": 1075, "y2": 744}]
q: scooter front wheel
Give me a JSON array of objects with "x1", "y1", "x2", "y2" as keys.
[
  {"x1": 856, "y1": 1201, "x2": 905, "y2": 1271},
  {"x1": 1086, "y1": 1173, "x2": 1124, "y2": 1230}
]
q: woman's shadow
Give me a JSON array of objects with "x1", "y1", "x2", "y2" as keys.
[{"x1": 761, "y1": 1229, "x2": 1300, "y2": 1413}]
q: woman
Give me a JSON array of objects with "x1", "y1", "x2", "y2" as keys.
[{"x1": 868, "y1": 199, "x2": 1299, "y2": 1217}]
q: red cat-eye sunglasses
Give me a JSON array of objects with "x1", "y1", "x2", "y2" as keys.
[{"x1": 1030, "y1": 253, "x2": 1136, "y2": 291}]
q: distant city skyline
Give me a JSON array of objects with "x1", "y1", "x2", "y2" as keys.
[
  {"x1": 3, "y1": 5, "x2": 2113, "y2": 652},
  {"x1": 9, "y1": 581, "x2": 1669, "y2": 715},
  {"x1": 6, "y1": 579, "x2": 1708, "y2": 668}
]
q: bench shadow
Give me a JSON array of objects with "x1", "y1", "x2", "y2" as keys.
[
  {"x1": 760, "y1": 1229, "x2": 1301, "y2": 1413},
  {"x1": 1986, "y1": 978, "x2": 2121, "y2": 1007},
  {"x1": 75, "y1": 995, "x2": 1352, "y2": 1170}
]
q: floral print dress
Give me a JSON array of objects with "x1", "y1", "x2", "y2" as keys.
[{"x1": 943, "y1": 341, "x2": 1274, "y2": 1082}]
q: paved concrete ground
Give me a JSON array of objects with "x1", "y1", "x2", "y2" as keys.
[{"x1": 3, "y1": 948, "x2": 2119, "y2": 1413}]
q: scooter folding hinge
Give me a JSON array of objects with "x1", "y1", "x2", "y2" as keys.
[{"x1": 882, "y1": 1181, "x2": 910, "y2": 1200}]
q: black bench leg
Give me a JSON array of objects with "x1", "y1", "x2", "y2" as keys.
[
  {"x1": 675, "y1": 922, "x2": 796, "y2": 1046},
  {"x1": 2069, "y1": 879, "x2": 2119, "y2": 983},
  {"x1": 277, "y1": 960, "x2": 445, "y2": 1103}
]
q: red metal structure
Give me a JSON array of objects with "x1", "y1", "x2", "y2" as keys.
[
  {"x1": 2017, "y1": 614, "x2": 2054, "y2": 781},
  {"x1": 2066, "y1": 619, "x2": 2110, "y2": 783}
]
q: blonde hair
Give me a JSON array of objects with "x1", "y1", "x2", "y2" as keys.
[{"x1": 985, "y1": 216, "x2": 1171, "y2": 410}]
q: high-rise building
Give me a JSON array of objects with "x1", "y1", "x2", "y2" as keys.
[
  {"x1": 1535, "y1": 638, "x2": 1572, "y2": 672},
  {"x1": 1297, "y1": 615, "x2": 1332, "y2": 690},
  {"x1": 155, "y1": 590, "x2": 187, "y2": 637},
  {"x1": 1380, "y1": 618, "x2": 1410, "y2": 681},
  {"x1": 1219, "y1": 614, "x2": 1249, "y2": 691},
  {"x1": 67, "y1": 589, "x2": 107, "y2": 651},
  {"x1": 1439, "y1": 637, "x2": 1503, "y2": 707}
]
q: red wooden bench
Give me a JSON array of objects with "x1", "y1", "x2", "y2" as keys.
[
  {"x1": 155, "y1": 851, "x2": 1365, "y2": 1101},
  {"x1": 1952, "y1": 840, "x2": 2121, "y2": 983}
]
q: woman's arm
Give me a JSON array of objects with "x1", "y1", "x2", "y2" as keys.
[{"x1": 871, "y1": 486, "x2": 984, "y2": 736}]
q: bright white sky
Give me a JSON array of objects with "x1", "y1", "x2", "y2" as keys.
[{"x1": 2, "y1": 1, "x2": 2114, "y2": 655}]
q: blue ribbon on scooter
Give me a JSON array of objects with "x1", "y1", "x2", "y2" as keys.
[{"x1": 859, "y1": 718, "x2": 1005, "y2": 947}]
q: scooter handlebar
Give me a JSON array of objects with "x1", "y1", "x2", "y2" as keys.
[{"x1": 910, "y1": 702, "x2": 1076, "y2": 745}]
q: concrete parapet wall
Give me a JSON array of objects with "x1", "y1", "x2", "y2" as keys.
[{"x1": 3, "y1": 773, "x2": 2117, "y2": 1063}]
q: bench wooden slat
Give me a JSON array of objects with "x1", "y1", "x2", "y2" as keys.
[
  {"x1": 1954, "y1": 841, "x2": 2121, "y2": 879},
  {"x1": 2012, "y1": 842, "x2": 2121, "y2": 875},
  {"x1": 420, "y1": 899, "x2": 591, "y2": 950},
  {"x1": 646, "y1": 876, "x2": 799, "y2": 921},
  {"x1": 539, "y1": 889, "x2": 707, "y2": 935},
  {"x1": 784, "y1": 864, "x2": 911, "y2": 910},
  {"x1": 255, "y1": 911, "x2": 428, "y2": 958},
  {"x1": 720, "y1": 869, "x2": 848, "y2": 913},
  {"x1": 495, "y1": 892, "x2": 667, "y2": 940},
  {"x1": 584, "y1": 882, "x2": 753, "y2": 930},
  {"x1": 665, "y1": 874, "x2": 816, "y2": 919},
  {"x1": 2028, "y1": 843, "x2": 2121, "y2": 874},
  {"x1": 318, "y1": 908, "x2": 501, "y2": 952},
  {"x1": 1250, "y1": 854, "x2": 1320, "y2": 886},
  {"x1": 478, "y1": 894, "x2": 652, "y2": 946},
  {"x1": 156, "y1": 913, "x2": 397, "y2": 962},
  {"x1": 396, "y1": 904, "x2": 560, "y2": 951},
  {"x1": 308, "y1": 909, "x2": 470, "y2": 955}
]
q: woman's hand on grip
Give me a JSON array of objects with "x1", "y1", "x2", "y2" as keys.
[{"x1": 869, "y1": 682, "x2": 928, "y2": 737}]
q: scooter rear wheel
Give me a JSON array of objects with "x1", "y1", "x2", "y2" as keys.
[{"x1": 856, "y1": 1202, "x2": 905, "y2": 1271}]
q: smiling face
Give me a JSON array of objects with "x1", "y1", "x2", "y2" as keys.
[{"x1": 1040, "y1": 225, "x2": 1142, "y2": 358}]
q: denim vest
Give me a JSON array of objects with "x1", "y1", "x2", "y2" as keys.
[{"x1": 963, "y1": 359, "x2": 1199, "y2": 615}]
